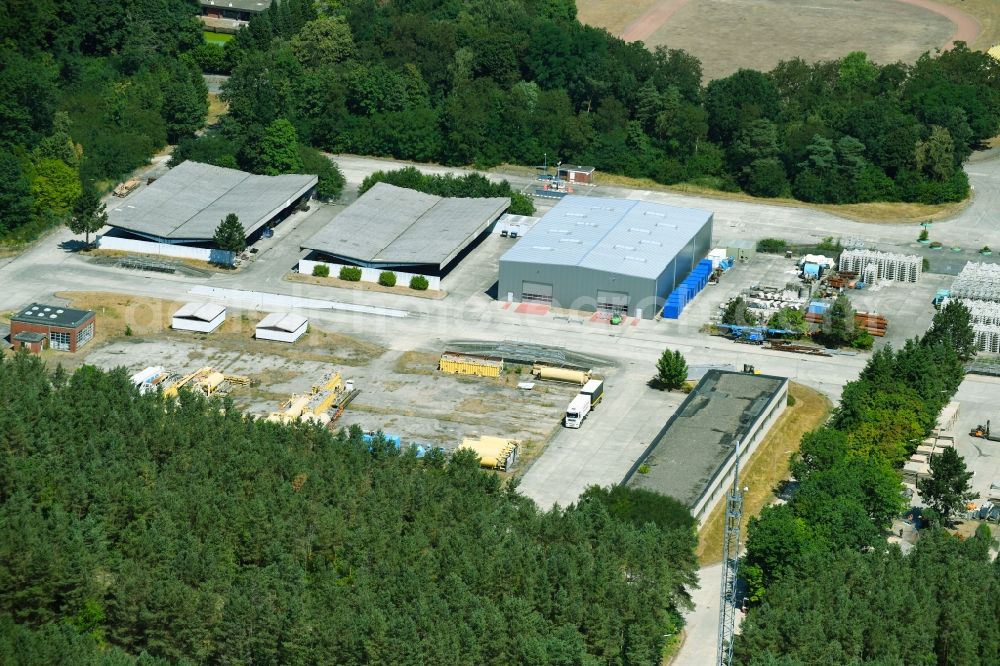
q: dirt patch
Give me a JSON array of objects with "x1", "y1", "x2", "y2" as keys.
[
  {"x1": 286, "y1": 272, "x2": 446, "y2": 300},
  {"x1": 897, "y1": 0, "x2": 982, "y2": 49},
  {"x1": 579, "y1": 0, "x2": 956, "y2": 80},
  {"x1": 207, "y1": 93, "x2": 228, "y2": 126},
  {"x1": 950, "y1": 519, "x2": 1000, "y2": 540},
  {"x1": 621, "y1": 0, "x2": 692, "y2": 43},
  {"x1": 55, "y1": 291, "x2": 385, "y2": 369},
  {"x1": 394, "y1": 350, "x2": 440, "y2": 374},
  {"x1": 455, "y1": 396, "x2": 493, "y2": 414},
  {"x1": 57, "y1": 291, "x2": 187, "y2": 347},
  {"x1": 210, "y1": 318, "x2": 386, "y2": 367},
  {"x1": 932, "y1": 0, "x2": 1000, "y2": 49},
  {"x1": 696, "y1": 382, "x2": 832, "y2": 566},
  {"x1": 577, "y1": 0, "x2": 662, "y2": 35}
]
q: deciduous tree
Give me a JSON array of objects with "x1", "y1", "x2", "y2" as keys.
[
  {"x1": 68, "y1": 185, "x2": 107, "y2": 247},
  {"x1": 255, "y1": 118, "x2": 304, "y2": 176}
]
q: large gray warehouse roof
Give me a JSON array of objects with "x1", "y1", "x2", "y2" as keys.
[
  {"x1": 500, "y1": 196, "x2": 712, "y2": 279},
  {"x1": 627, "y1": 371, "x2": 786, "y2": 507},
  {"x1": 107, "y1": 161, "x2": 317, "y2": 243},
  {"x1": 301, "y1": 183, "x2": 510, "y2": 268}
]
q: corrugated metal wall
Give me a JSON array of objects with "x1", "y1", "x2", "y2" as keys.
[{"x1": 498, "y1": 214, "x2": 712, "y2": 319}]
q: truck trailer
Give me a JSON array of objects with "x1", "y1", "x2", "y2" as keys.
[
  {"x1": 581, "y1": 379, "x2": 604, "y2": 408},
  {"x1": 564, "y1": 394, "x2": 592, "y2": 428}
]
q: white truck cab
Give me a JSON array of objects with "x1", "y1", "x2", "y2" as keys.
[{"x1": 565, "y1": 394, "x2": 591, "y2": 428}]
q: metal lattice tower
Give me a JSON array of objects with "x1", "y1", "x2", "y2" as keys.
[{"x1": 716, "y1": 442, "x2": 746, "y2": 666}]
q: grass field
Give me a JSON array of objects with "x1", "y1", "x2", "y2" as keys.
[
  {"x1": 695, "y1": 382, "x2": 832, "y2": 566},
  {"x1": 203, "y1": 31, "x2": 233, "y2": 45}
]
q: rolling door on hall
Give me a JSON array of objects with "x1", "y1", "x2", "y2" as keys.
[
  {"x1": 522, "y1": 281, "x2": 553, "y2": 304},
  {"x1": 597, "y1": 290, "x2": 629, "y2": 315}
]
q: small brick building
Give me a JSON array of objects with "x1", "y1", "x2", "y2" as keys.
[
  {"x1": 11, "y1": 303, "x2": 96, "y2": 353},
  {"x1": 557, "y1": 165, "x2": 596, "y2": 184}
]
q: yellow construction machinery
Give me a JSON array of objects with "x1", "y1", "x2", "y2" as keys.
[
  {"x1": 164, "y1": 367, "x2": 213, "y2": 398},
  {"x1": 266, "y1": 371, "x2": 360, "y2": 425},
  {"x1": 163, "y1": 367, "x2": 252, "y2": 398}
]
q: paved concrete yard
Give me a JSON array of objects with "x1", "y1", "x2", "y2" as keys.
[
  {"x1": 441, "y1": 232, "x2": 517, "y2": 301},
  {"x1": 518, "y1": 363, "x2": 685, "y2": 509},
  {"x1": 849, "y1": 273, "x2": 953, "y2": 349},
  {"x1": 941, "y1": 375, "x2": 1000, "y2": 502}
]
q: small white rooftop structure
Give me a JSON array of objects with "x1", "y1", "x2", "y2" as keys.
[
  {"x1": 256, "y1": 312, "x2": 308, "y2": 343},
  {"x1": 171, "y1": 302, "x2": 226, "y2": 333}
]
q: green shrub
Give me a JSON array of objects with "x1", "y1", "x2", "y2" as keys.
[
  {"x1": 378, "y1": 271, "x2": 396, "y2": 287},
  {"x1": 852, "y1": 331, "x2": 874, "y2": 350},
  {"x1": 638, "y1": 464, "x2": 651, "y2": 474},
  {"x1": 816, "y1": 236, "x2": 841, "y2": 252},
  {"x1": 756, "y1": 238, "x2": 788, "y2": 254},
  {"x1": 410, "y1": 274, "x2": 429, "y2": 291},
  {"x1": 918, "y1": 228, "x2": 929, "y2": 241},
  {"x1": 339, "y1": 266, "x2": 362, "y2": 281},
  {"x1": 312, "y1": 264, "x2": 330, "y2": 278}
]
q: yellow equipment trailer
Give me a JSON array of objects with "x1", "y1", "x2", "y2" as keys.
[{"x1": 439, "y1": 352, "x2": 504, "y2": 378}]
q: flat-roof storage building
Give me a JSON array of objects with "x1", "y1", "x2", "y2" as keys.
[
  {"x1": 498, "y1": 196, "x2": 713, "y2": 319},
  {"x1": 625, "y1": 370, "x2": 788, "y2": 523},
  {"x1": 301, "y1": 182, "x2": 510, "y2": 277},
  {"x1": 106, "y1": 161, "x2": 316, "y2": 245},
  {"x1": 11, "y1": 303, "x2": 96, "y2": 353}
]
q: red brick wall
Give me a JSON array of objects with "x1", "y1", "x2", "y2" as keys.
[{"x1": 10, "y1": 315, "x2": 95, "y2": 353}]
